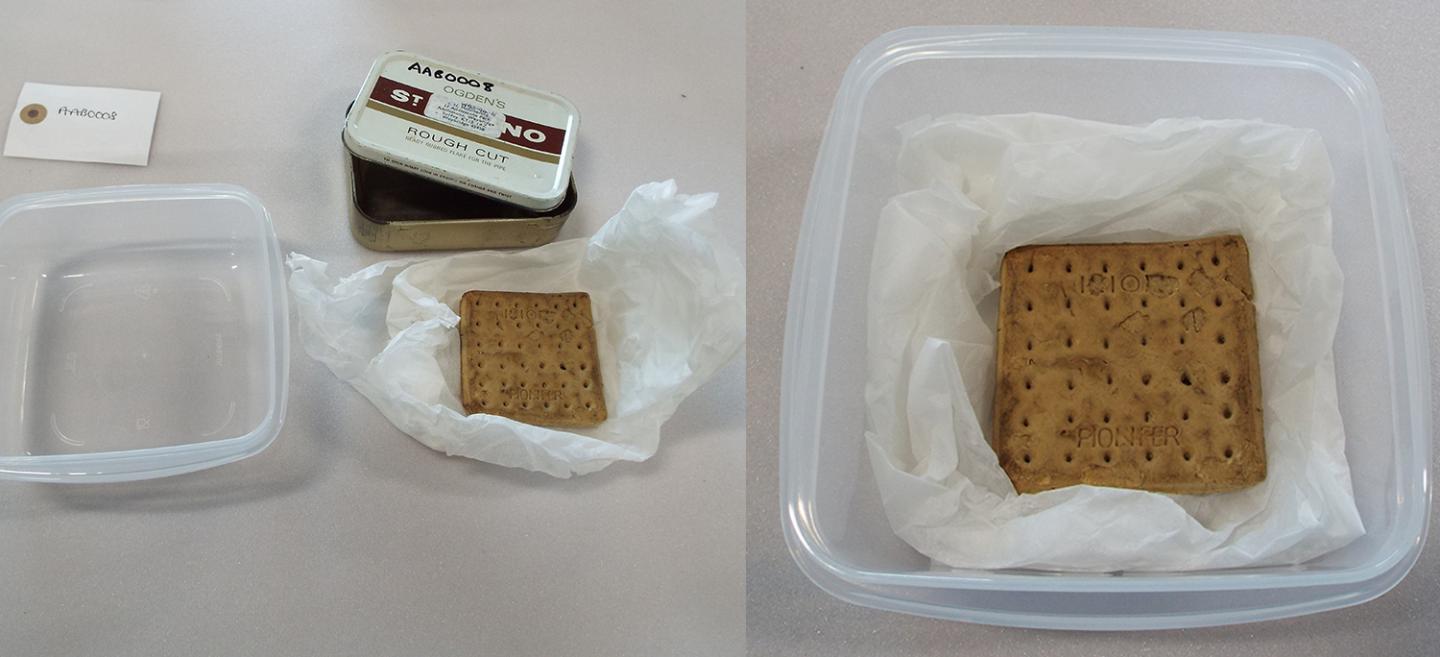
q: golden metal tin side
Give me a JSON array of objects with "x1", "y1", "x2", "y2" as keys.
[{"x1": 346, "y1": 151, "x2": 577, "y2": 251}]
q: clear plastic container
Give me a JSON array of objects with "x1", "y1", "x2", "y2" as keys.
[
  {"x1": 781, "y1": 27, "x2": 1430, "y2": 630},
  {"x1": 0, "y1": 185, "x2": 288, "y2": 482}
]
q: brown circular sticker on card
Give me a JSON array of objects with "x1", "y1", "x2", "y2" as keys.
[{"x1": 20, "y1": 103, "x2": 46, "y2": 124}]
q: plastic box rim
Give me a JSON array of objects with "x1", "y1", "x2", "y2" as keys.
[{"x1": 779, "y1": 26, "x2": 1431, "y2": 628}]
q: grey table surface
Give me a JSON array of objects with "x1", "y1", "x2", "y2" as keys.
[
  {"x1": 746, "y1": 1, "x2": 1438, "y2": 656},
  {"x1": 0, "y1": 2, "x2": 744, "y2": 656}
]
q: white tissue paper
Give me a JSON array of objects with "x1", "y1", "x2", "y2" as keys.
[
  {"x1": 867, "y1": 113, "x2": 1364, "y2": 571},
  {"x1": 289, "y1": 181, "x2": 744, "y2": 477}
]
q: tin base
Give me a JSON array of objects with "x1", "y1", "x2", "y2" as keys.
[{"x1": 347, "y1": 153, "x2": 578, "y2": 251}]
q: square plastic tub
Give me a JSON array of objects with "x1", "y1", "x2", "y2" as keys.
[
  {"x1": 781, "y1": 27, "x2": 1430, "y2": 630},
  {"x1": 0, "y1": 185, "x2": 288, "y2": 483}
]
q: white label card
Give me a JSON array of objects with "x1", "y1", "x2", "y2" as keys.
[{"x1": 4, "y1": 82, "x2": 161, "y2": 166}]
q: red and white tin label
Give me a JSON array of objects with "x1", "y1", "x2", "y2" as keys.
[{"x1": 344, "y1": 51, "x2": 579, "y2": 211}]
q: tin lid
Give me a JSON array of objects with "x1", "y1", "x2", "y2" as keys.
[{"x1": 344, "y1": 51, "x2": 579, "y2": 212}]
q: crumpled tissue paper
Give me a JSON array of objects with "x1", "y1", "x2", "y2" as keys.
[
  {"x1": 290, "y1": 180, "x2": 744, "y2": 477},
  {"x1": 866, "y1": 113, "x2": 1364, "y2": 570}
]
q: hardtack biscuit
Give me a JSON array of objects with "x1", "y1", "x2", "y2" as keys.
[
  {"x1": 992, "y1": 235, "x2": 1265, "y2": 494},
  {"x1": 459, "y1": 291, "x2": 607, "y2": 427}
]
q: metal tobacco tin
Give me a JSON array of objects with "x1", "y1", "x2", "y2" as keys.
[
  {"x1": 347, "y1": 151, "x2": 577, "y2": 251},
  {"x1": 343, "y1": 51, "x2": 580, "y2": 212}
]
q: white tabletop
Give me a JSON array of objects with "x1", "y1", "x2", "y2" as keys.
[
  {"x1": 0, "y1": 2, "x2": 743, "y2": 655},
  {"x1": 747, "y1": 1, "x2": 1438, "y2": 655}
]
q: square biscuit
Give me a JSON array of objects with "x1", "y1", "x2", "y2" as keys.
[
  {"x1": 459, "y1": 291, "x2": 607, "y2": 427},
  {"x1": 992, "y1": 235, "x2": 1265, "y2": 494}
]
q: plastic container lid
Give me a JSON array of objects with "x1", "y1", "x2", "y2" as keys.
[
  {"x1": 0, "y1": 185, "x2": 288, "y2": 482},
  {"x1": 781, "y1": 27, "x2": 1430, "y2": 630}
]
